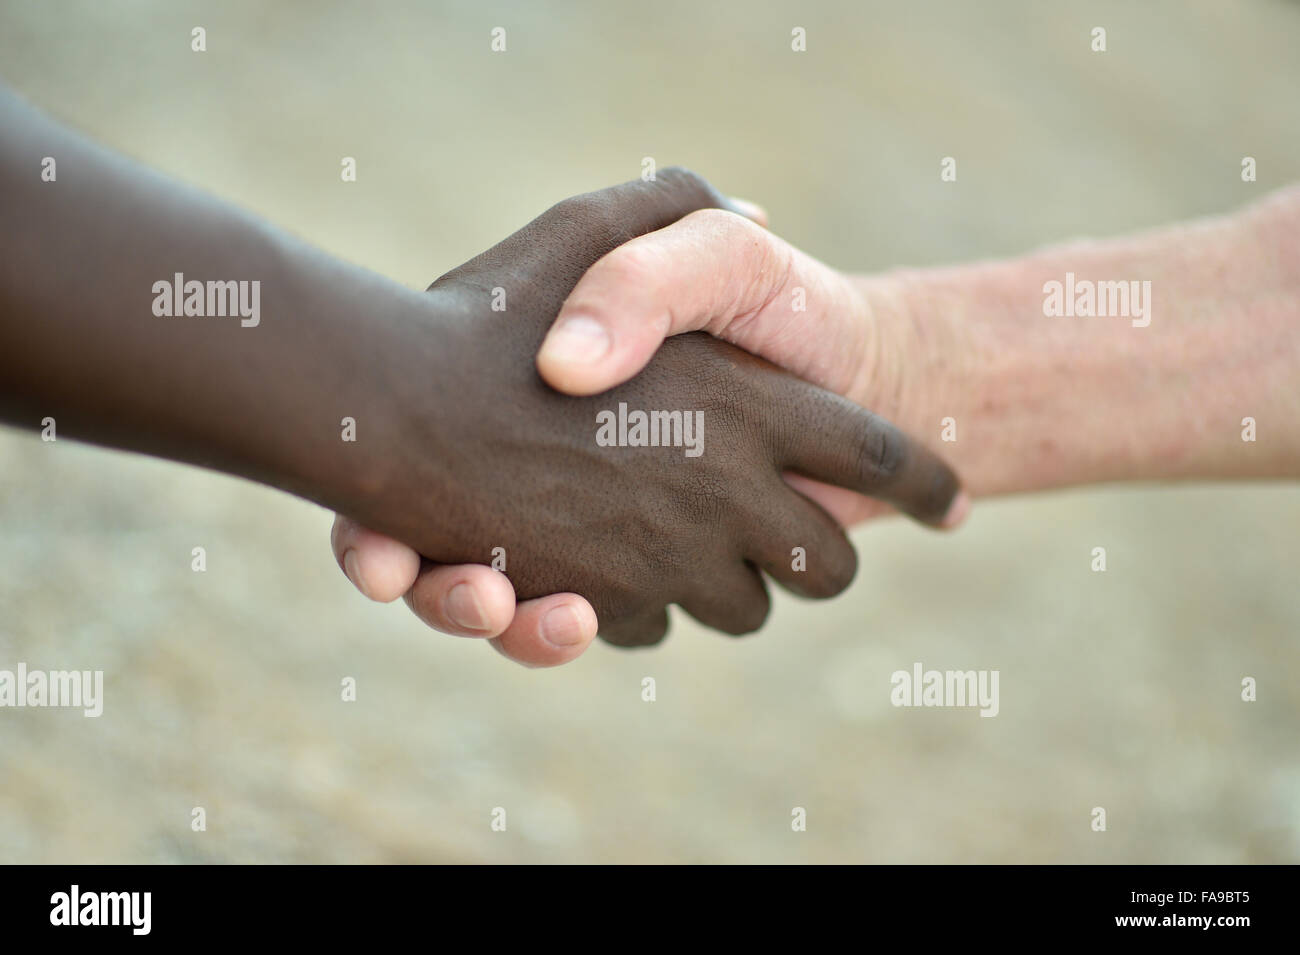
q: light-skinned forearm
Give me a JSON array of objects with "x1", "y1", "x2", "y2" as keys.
[{"x1": 857, "y1": 187, "x2": 1300, "y2": 498}]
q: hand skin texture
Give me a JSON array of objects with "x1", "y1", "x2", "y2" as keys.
[
  {"x1": 329, "y1": 169, "x2": 964, "y2": 661},
  {"x1": 349, "y1": 184, "x2": 1300, "y2": 657},
  {"x1": 0, "y1": 88, "x2": 963, "y2": 665}
]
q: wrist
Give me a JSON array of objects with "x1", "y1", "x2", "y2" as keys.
[
  {"x1": 851, "y1": 264, "x2": 1017, "y2": 496},
  {"x1": 247, "y1": 237, "x2": 457, "y2": 519}
]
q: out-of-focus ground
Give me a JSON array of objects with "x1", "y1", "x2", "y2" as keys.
[{"x1": 1, "y1": 0, "x2": 1297, "y2": 863}]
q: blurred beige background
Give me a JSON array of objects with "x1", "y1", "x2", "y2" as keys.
[{"x1": 1, "y1": 0, "x2": 1297, "y2": 863}]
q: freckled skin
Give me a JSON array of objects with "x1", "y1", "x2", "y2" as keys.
[{"x1": 0, "y1": 87, "x2": 959, "y2": 647}]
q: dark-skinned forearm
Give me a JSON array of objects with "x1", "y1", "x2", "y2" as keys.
[{"x1": 0, "y1": 86, "x2": 450, "y2": 511}]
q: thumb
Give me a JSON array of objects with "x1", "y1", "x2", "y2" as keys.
[{"x1": 536, "y1": 206, "x2": 861, "y2": 397}]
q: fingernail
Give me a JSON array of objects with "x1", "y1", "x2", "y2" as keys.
[
  {"x1": 446, "y1": 582, "x2": 490, "y2": 632},
  {"x1": 727, "y1": 196, "x2": 767, "y2": 223},
  {"x1": 941, "y1": 491, "x2": 971, "y2": 529},
  {"x1": 542, "y1": 316, "x2": 610, "y2": 365},
  {"x1": 342, "y1": 548, "x2": 372, "y2": 599},
  {"x1": 540, "y1": 604, "x2": 586, "y2": 647}
]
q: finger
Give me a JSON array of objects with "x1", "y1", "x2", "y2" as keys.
[
  {"x1": 774, "y1": 383, "x2": 967, "y2": 529},
  {"x1": 488, "y1": 593, "x2": 599, "y2": 667},
  {"x1": 538, "y1": 207, "x2": 860, "y2": 397},
  {"x1": 597, "y1": 607, "x2": 671, "y2": 649},
  {"x1": 403, "y1": 561, "x2": 519, "y2": 637},
  {"x1": 679, "y1": 565, "x2": 771, "y2": 636},
  {"x1": 331, "y1": 515, "x2": 422, "y2": 603},
  {"x1": 744, "y1": 480, "x2": 859, "y2": 599},
  {"x1": 782, "y1": 473, "x2": 897, "y2": 528}
]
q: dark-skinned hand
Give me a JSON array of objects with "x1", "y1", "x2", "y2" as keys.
[{"x1": 333, "y1": 169, "x2": 962, "y2": 648}]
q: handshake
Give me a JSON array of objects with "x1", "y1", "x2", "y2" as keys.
[
  {"x1": 5, "y1": 87, "x2": 1297, "y2": 669},
  {"x1": 322, "y1": 168, "x2": 1300, "y2": 667},
  {"x1": 329, "y1": 169, "x2": 968, "y2": 666}
]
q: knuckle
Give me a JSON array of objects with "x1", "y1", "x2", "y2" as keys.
[
  {"x1": 652, "y1": 167, "x2": 730, "y2": 221},
  {"x1": 656, "y1": 166, "x2": 717, "y2": 202},
  {"x1": 680, "y1": 205, "x2": 751, "y2": 238},
  {"x1": 858, "y1": 420, "x2": 905, "y2": 483},
  {"x1": 547, "y1": 192, "x2": 614, "y2": 233},
  {"x1": 545, "y1": 192, "x2": 587, "y2": 219},
  {"x1": 601, "y1": 241, "x2": 662, "y2": 286},
  {"x1": 726, "y1": 591, "x2": 771, "y2": 636}
]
